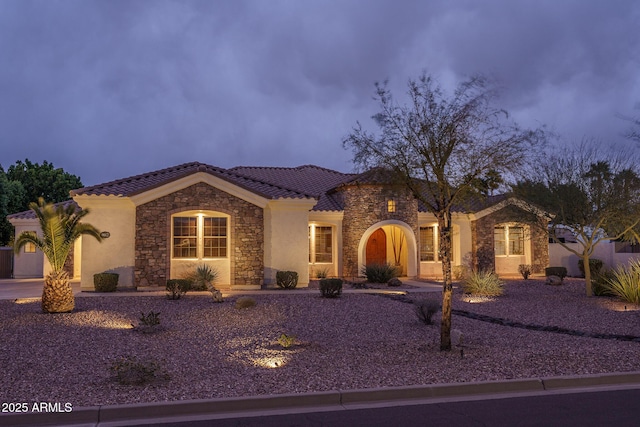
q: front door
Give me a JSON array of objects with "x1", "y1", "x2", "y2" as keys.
[{"x1": 366, "y1": 228, "x2": 387, "y2": 265}]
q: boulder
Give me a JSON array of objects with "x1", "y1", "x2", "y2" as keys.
[
  {"x1": 545, "y1": 275, "x2": 563, "y2": 286},
  {"x1": 388, "y1": 277, "x2": 402, "y2": 287}
]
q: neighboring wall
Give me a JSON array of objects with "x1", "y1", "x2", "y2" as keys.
[{"x1": 549, "y1": 241, "x2": 640, "y2": 276}]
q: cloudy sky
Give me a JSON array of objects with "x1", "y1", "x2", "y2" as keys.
[{"x1": 1, "y1": 0, "x2": 639, "y2": 186}]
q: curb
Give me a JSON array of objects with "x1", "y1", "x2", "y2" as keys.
[{"x1": 3, "y1": 372, "x2": 640, "y2": 426}]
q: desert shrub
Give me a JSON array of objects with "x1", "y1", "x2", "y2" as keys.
[
  {"x1": 276, "y1": 271, "x2": 298, "y2": 289},
  {"x1": 518, "y1": 264, "x2": 532, "y2": 280},
  {"x1": 320, "y1": 278, "x2": 343, "y2": 298},
  {"x1": 462, "y1": 270, "x2": 503, "y2": 296},
  {"x1": 415, "y1": 300, "x2": 441, "y2": 325},
  {"x1": 362, "y1": 263, "x2": 399, "y2": 283},
  {"x1": 94, "y1": 272, "x2": 119, "y2": 292},
  {"x1": 545, "y1": 267, "x2": 567, "y2": 280},
  {"x1": 592, "y1": 269, "x2": 615, "y2": 296},
  {"x1": 604, "y1": 260, "x2": 640, "y2": 304},
  {"x1": 452, "y1": 265, "x2": 469, "y2": 280},
  {"x1": 183, "y1": 264, "x2": 219, "y2": 291},
  {"x1": 277, "y1": 333, "x2": 296, "y2": 348},
  {"x1": 139, "y1": 311, "x2": 160, "y2": 327},
  {"x1": 235, "y1": 297, "x2": 256, "y2": 309},
  {"x1": 109, "y1": 356, "x2": 169, "y2": 386},
  {"x1": 166, "y1": 279, "x2": 191, "y2": 300},
  {"x1": 577, "y1": 258, "x2": 604, "y2": 278},
  {"x1": 314, "y1": 267, "x2": 329, "y2": 279}
]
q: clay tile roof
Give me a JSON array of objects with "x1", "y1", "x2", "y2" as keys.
[
  {"x1": 7, "y1": 199, "x2": 79, "y2": 221},
  {"x1": 70, "y1": 162, "x2": 320, "y2": 200}
]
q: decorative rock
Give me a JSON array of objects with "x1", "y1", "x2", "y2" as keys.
[
  {"x1": 545, "y1": 275, "x2": 563, "y2": 286},
  {"x1": 388, "y1": 277, "x2": 402, "y2": 287}
]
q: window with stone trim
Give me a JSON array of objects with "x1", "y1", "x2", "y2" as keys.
[
  {"x1": 309, "y1": 225, "x2": 333, "y2": 263},
  {"x1": 173, "y1": 213, "x2": 227, "y2": 259},
  {"x1": 494, "y1": 225, "x2": 524, "y2": 256}
]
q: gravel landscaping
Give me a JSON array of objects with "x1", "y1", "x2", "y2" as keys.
[{"x1": 1, "y1": 278, "x2": 639, "y2": 407}]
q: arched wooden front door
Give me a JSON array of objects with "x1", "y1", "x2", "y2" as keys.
[{"x1": 366, "y1": 228, "x2": 387, "y2": 265}]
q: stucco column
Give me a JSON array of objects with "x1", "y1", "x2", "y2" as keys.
[{"x1": 264, "y1": 199, "x2": 317, "y2": 287}]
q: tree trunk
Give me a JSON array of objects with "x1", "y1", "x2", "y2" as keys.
[
  {"x1": 583, "y1": 254, "x2": 593, "y2": 297},
  {"x1": 42, "y1": 270, "x2": 74, "y2": 313},
  {"x1": 438, "y1": 211, "x2": 453, "y2": 351}
]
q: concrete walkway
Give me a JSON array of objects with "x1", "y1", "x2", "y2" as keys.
[{"x1": 0, "y1": 278, "x2": 442, "y2": 300}]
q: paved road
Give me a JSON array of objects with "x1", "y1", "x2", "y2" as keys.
[{"x1": 156, "y1": 387, "x2": 640, "y2": 427}]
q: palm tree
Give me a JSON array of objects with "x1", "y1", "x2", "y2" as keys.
[{"x1": 14, "y1": 198, "x2": 102, "y2": 313}]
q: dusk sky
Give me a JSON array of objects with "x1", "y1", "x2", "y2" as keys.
[{"x1": 1, "y1": 0, "x2": 639, "y2": 186}]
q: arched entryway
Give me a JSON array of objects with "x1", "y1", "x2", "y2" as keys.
[
  {"x1": 358, "y1": 220, "x2": 418, "y2": 277},
  {"x1": 366, "y1": 228, "x2": 387, "y2": 265}
]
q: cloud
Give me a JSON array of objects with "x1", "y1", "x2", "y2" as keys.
[{"x1": 0, "y1": 0, "x2": 638, "y2": 185}]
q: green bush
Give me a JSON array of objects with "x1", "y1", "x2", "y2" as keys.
[
  {"x1": 518, "y1": 264, "x2": 532, "y2": 280},
  {"x1": 166, "y1": 279, "x2": 191, "y2": 300},
  {"x1": 319, "y1": 278, "x2": 343, "y2": 298},
  {"x1": 462, "y1": 270, "x2": 503, "y2": 297},
  {"x1": 592, "y1": 269, "x2": 615, "y2": 296},
  {"x1": 545, "y1": 267, "x2": 567, "y2": 279},
  {"x1": 276, "y1": 271, "x2": 298, "y2": 289},
  {"x1": 604, "y1": 260, "x2": 640, "y2": 304},
  {"x1": 415, "y1": 299, "x2": 441, "y2": 325},
  {"x1": 578, "y1": 258, "x2": 604, "y2": 278},
  {"x1": 362, "y1": 263, "x2": 399, "y2": 283},
  {"x1": 235, "y1": 297, "x2": 256, "y2": 309},
  {"x1": 94, "y1": 272, "x2": 119, "y2": 292}
]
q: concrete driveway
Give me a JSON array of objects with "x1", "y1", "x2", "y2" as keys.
[{"x1": 0, "y1": 278, "x2": 81, "y2": 300}]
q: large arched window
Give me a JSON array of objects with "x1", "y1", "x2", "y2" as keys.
[{"x1": 172, "y1": 211, "x2": 228, "y2": 259}]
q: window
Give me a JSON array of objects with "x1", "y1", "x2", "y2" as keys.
[
  {"x1": 615, "y1": 240, "x2": 640, "y2": 253},
  {"x1": 309, "y1": 225, "x2": 333, "y2": 263},
  {"x1": 495, "y1": 225, "x2": 524, "y2": 256},
  {"x1": 420, "y1": 226, "x2": 435, "y2": 261},
  {"x1": 387, "y1": 199, "x2": 397, "y2": 213},
  {"x1": 24, "y1": 234, "x2": 36, "y2": 254},
  {"x1": 173, "y1": 214, "x2": 227, "y2": 259}
]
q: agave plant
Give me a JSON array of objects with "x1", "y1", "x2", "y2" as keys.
[{"x1": 13, "y1": 198, "x2": 102, "y2": 313}]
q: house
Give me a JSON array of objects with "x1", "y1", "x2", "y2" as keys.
[{"x1": 8, "y1": 162, "x2": 549, "y2": 289}]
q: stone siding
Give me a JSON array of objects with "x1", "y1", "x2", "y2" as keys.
[
  {"x1": 135, "y1": 182, "x2": 263, "y2": 287},
  {"x1": 339, "y1": 184, "x2": 418, "y2": 278},
  {"x1": 471, "y1": 204, "x2": 548, "y2": 273}
]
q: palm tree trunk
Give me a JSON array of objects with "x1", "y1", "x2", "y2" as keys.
[{"x1": 42, "y1": 270, "x2": 74, "y2": 313}]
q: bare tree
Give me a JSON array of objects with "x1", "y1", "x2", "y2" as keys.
[
  {"x1": 343, "y1": 72, "x2": 545, "y2": 350},
  {"x1": 513, "y1": 144, "x2": 640, "y2": 296}
]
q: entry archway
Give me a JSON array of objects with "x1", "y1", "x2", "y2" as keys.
[{"x1": 358, "y1": 220, "x2": 417, "y2": 277}]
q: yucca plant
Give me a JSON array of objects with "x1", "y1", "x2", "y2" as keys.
[
  {"x1": 461, "y1": 270, "x2": 504, "y2": 297},
  {"x1": 604, "y1": 260, "x2": 640, "y2": 304},
  {"x1": 13, "y1": 198, "x2": 102, "y2": 313}
]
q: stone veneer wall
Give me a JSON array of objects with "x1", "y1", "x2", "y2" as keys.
[
  {"x1": 339, "y1": 184, "x2": 418, "y2": 278},
  {"x1": 471, "y1": 205, "x2": 549, "y2": 273},
  {"x1": 135, "y1": 182, "x2": 264, "y2": 287}
]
